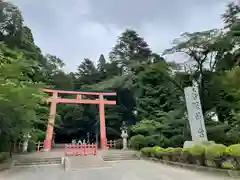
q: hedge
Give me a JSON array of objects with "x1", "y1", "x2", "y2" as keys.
[
  {"x1": 0, "y1": 152, "x2": 9, "y2": 163},
  {"x1": 129, "y1": 135, "x2": 146, "y2": 150},
  {"x1": 140, "y1": 143, "x2": 240, "y2": 170}
]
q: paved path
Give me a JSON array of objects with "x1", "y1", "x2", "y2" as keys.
[{"x1": 0, "y1": 159, "x2": 235, "y2": 180}]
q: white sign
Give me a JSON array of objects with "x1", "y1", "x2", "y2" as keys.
[{"x1": 184, "y1": 86, "x2": 208, "y2": 141}]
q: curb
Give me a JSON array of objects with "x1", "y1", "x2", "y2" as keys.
[{"x1": 139, "y1": 156, "x2": 240, "y2": 178}]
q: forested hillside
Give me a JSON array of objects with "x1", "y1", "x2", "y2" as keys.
[{"x1": 0, "y1": 1, "x2": 239, "y2": 153}]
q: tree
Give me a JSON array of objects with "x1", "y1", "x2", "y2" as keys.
[
  {"x1": 0, "y1": 1, "x2": 23, "y2": 44},
  {"x1": 223, "y1": 3, "x2": 240, "y2": 37},
  {"x1": 109, "y1": 29, "x2": 152, "y2": 74},
  {"x1": 45, "y1": 54, "x2": 65, "y2": 74},
  {"x1": 218, "y1": 3, "x2": 240, "y2": 69},
  {"x1": 1, "y1": 0, "x2": 240, "y2": 150},
  {"x1": 151, "y1": 53, "x2": 165, "y2": 63},
  {"x1": 135, "y1": 61, "x2": 182, "y2": 119},
  {"x1": 97, "y1": 54, "x2": 107, "y2": 80},
  {"x1": 76, "y1": 58, "x2": 99, "y2": 87},
  {"x1": 222, "y1": 2, "x2": 240, "y2": 29},
  {"x1": 0, "y1": 45, "x2": 46, "y2": 153},
  {"x1": 51, "y1": 71, "x2": 74, "y2": 90}
]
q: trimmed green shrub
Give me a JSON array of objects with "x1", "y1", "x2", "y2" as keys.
[
  {"x1": 155, "y1": 148, "x2": 165, "y2": 159},
  {"x1": 144, "y1": 136, "x2": 161, "y2": 147},
  {"x1": 200, "y1": 141, "x2": 215, "y2": 146},
  {"x1": 172, "y1": 147, "x2": 182, "y2": 153},
  {"x1": 27, "y1": 141, "x2": 36, "y2": 152},
  {"x1": 0, "y1": 152, "x2": 9, "y2": 163},
  {"x1": 226, "y1": 144, "x2": 240, "y2": 157},
  {"x1": 114, "y1": 139, "x2": 123, "y2": 149},
  {"x1": 152, "y1": 146, "x2": 163, "y2": 152},
  {"x1": 188, "y1": 144, "x2": 205, "y2": 156},
  {"x1": 160, "y1": 148, "x2": 174, "y2": 161},
  {"x1": 226, "y1": 144, "x2": 240, "y2": 170},
  {"x1": 205, "y1": 144, "x2": 226, "y2": 160},
  {"x1": 205, "y1": 144, "x2": 226, "y2": 168},
  {"x1": 180, "y1": 147, "x2": 191, "y2": 163},
  {"x1": 187, "y1": 144, "x2": 205, "y2": 165},
  {"x1": 151, "y1": 146, "x2": 164, "y2": 157},
  {"x1": 171, "y1": 147, "x2": 182, "y2": 162},
  {"x1": 168, "y1": 135, "x2": 185, "y2": 147},
  {"x1": 140, "y1": 143, "x2": 240, "y2": 169},
  {"x1": 129, "y1": 135, "x2": 146, "y2": 150},
  {"x1": 140, "y1": 147, "x2": 153, "y2": 157}
]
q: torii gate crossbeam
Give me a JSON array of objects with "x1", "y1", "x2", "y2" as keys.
[{"x1": 43, "y1": 89, "x2": 116, "y2": 151}]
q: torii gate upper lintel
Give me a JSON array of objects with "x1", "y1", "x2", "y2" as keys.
[{"x1": 43, "y1": 88, "x2": 116, "y2": 151}]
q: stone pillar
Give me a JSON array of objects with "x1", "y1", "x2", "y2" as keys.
[{"x1": 184, "y1": 86, "x2": 208, "y2": 147}]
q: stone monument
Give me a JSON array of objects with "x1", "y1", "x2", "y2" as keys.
[
  {"x1": 184, "y1": 86, "x2": 208, "y2": 147},
  {"x1": 22, "y1": 133, "x2": 31, "y2": 152}
]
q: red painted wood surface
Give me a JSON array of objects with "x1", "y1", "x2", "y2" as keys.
[
  {"x1": 64, "y1": 144, "x2": 97, "y2": 156},
  {"x1": 36, "y1": 141, "x2": 44, "y2": 152},
  {"x1": 105, "y1": 140, "x2": 116, "y2": 149},
  {"x1": 43, "y1": 89, "x2": 116, "y2": 96},
  {"x1": 47, "y1": 98, "x2": 116, "y2": 105}
]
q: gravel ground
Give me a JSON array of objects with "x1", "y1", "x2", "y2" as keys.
[{"x1": 0, "y1": 159, "x2": 235, "y2": 180}]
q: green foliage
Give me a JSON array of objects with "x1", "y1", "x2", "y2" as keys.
[
  {"x1": 140, "y1": 147, "x2": 153, "y2": 157},
  {"x1": 140, "y1": 146, "x2": 182, "y2": 161},
  {"x1": 109, "y1": 29, "x2": 152, "y2": 74},
  {"x1": 205, "y1": 144, "x2": 226, "y2": 160},
  {"x1": 155, "y1": 149, "x2": 165, "y2": 159},
  {"x1": 151, "y1": 146, "x2": 164, "y2": 152},
  {"x1": 129, "y1": 134, "x2": 146, "y2": 150},
  {"x1": 226, "y1": 144, "x2": 240, "y2": 157},
  {"x1": 27, "y1": 140, "x2": 36, "y2": 152},
  {"x1": 0, "y1": 152, "x2": 9, "y2": 163},
  {"x1": 1, "y1": 1, "x2": 240, "y2": 153},
  {"x1": 0, "y1": 46, "x2": 46, "y2": 151},
  {"x1": 141, "y1": 143, "x2": 240, "y2": 169},
  {"x1": 187, "y1": 144, "x2": 205, "y2": 156},
  {"x1": 180, "y1": 147, "x2": 191, "y2": 163}
]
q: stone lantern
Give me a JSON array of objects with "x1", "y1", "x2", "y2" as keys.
[
  {"x1": 22, "y1": 133, "x2": 31, "y2": 152},
  {"x1": 121, "y1": 122, "x2": 128, "y2": 150}
]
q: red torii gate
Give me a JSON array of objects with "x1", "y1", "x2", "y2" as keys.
[{"x1": 43, "y1": 89, "x2": 116, "y2": 151}]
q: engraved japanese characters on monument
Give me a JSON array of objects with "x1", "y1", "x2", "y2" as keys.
[{"x1": 184, "y1": 86, "x2": 208, "y2": 141}]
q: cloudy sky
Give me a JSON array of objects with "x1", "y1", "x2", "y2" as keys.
[{"x1": 9, "y1": 0, "x2": 232, "y2": 72}]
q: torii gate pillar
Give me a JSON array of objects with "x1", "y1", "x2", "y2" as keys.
[
  {"x1": 99, "y1": 94, "x2": 107, "y2": 149},
  {"x1": 44, "y1": 92, "x2": 57, "y2": 151}
]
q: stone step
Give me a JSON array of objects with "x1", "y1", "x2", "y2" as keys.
[
  {"x1": 14, "y1": 157, "x2": 62, "y2": 167},
  {"x1": 103, "y1": 154, "x2": 137, "y2": 157},
  {"x1": 102, "y1": 156, "x2": 139, "y2": 161},
  {"x1": 102, "y1": 150, "x2": 140, "y2": 161},
  {"x1": 15, "y1": 157, "x2": 61, "y2": 162},
  {"x1": 14, "y1": 161, "x2": 61, "y2": 166}
]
